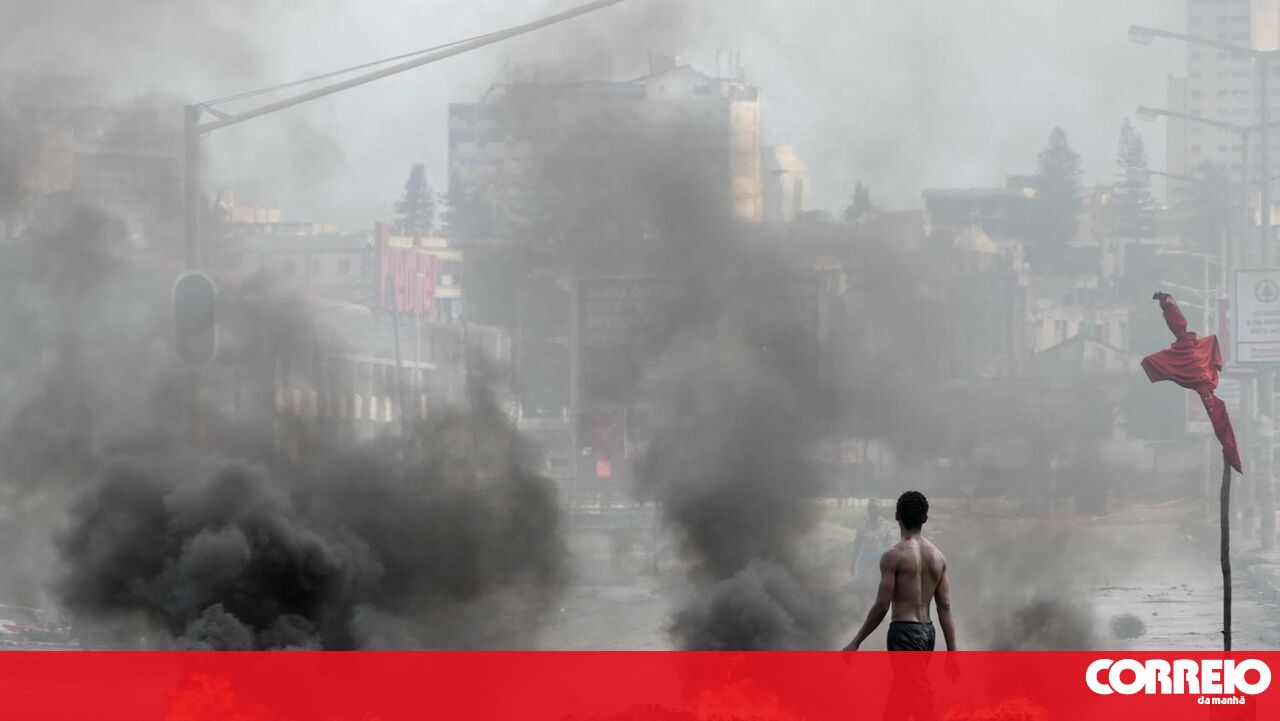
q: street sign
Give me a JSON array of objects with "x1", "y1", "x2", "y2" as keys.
[{"x1": 1233, "y1": 269, "x2": 1280, "y2": 364}]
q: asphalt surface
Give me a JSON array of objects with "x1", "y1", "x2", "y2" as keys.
[{"x1": 537, "y1": 509, "x2": 1280, "y2": 651}]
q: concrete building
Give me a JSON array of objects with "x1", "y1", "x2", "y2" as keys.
[
  {"x1": 922, "y1": 181, "x2": 1037, "y2": 240},
  {"x1": 1027, "y1": 334, "x2": 1139, "y2": 379},
  {"x1": 232, "y1": 231, "x2": 375, "y2": 299},
  {"x1": 15, "y1": 105, "x2": 182, "y2": 243},
  {"x1": 447, "y1": 56, "x2": 764, "y2": 238},
  {"x1": 1166, "y1": 0, "x2": 1280, "y2": 201},
  {"x1": 1026, "y1": 276, "x2": 1131, "y2": 353},
  {"x1": 762, "y1": 145, "x2": 811, "y2": 223}
]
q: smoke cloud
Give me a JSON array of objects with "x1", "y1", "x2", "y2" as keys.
[
  {"x1": 0, "y1": 178, "x2": 565, "y2": 648},
  {"x1": 57, "y1": 391, "x2": 565, "y2": 649}
]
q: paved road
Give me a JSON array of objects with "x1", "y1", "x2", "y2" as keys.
[
  {"x1": 1088, "y1": 525, "x2": 1280, "y2": 651},
  {"x1": 537, "y1": 511, "x2": 1280, "y2": 651}
]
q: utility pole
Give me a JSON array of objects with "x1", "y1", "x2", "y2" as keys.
[
  {"x1": 1128, "y1": 22, "x2": 1280, "y2": 651},
  {"x1": 1259, "y1": 54, "x2": 1276, "y2": 551},
  {"x1": 181, "y1": 0, "x2": 632, "y2": 270},
  {"x1": 174, "y1": 0, "x2": 633, "y2": 452},
  {"x1": 183, "y1": 104, "x2": 203, "y2": 269}
]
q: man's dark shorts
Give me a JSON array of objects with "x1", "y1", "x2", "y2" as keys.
[{"x1": 886, "y1": 620, "x2": 935, "y2": 651}]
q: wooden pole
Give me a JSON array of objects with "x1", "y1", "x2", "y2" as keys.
[{"x1": 1221, "y1": 458, "x2": 1232, "y2": 652}]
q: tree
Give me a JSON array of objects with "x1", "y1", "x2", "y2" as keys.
[
  {"x1": 1029, "y1": 127, "x2": 1082, "y2": 270},
  {"x1": 1113, "y1": 119, "x2": 1154, "y2": 240},
  {"x1": 394, "y1": 163, "x2": 435, "y2": 236},
  {"x1": 842, "y1": 181, "x2": 875, "y2": 223}
]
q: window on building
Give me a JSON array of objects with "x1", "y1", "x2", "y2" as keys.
[
  {"x1": 1190, "y1": 52, "x2": 1202, "y2": 59},
  {"x1": 338, "y1": 259, "x2": 351, "y2": 274},
  {"x1": 1192, "y1": 145, "x2": 1202, "y2": 152},
  {"x1": 1054, "y1": 320, "x2": 1068, "y2": 344},
  {"x1": 311, "y1": 258, "x2": 320, "y2": 272},
  {"x1": 282, "y1": 260, "x2": 296, "y2": 275}
]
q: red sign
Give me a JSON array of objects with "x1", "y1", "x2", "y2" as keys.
[
  {"x1": 376, "y1": 223, "x2": 440, "y2": 317},
  {"x1": 596, "y1": 459, "x2": 612, "y2": 478},
  {"x1": 0, "y1": 652, "x2": 1275, "y2": 720}
]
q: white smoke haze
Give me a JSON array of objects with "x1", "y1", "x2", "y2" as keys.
[
  {"x1": 0, "y1": 0, "x2": 1185, "y2": 223},
  {"x1": 0, "y1": 0, "x2": 1256, "y2": 652}
]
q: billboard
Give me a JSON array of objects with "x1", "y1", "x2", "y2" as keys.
[{"x1": 1233, "y1": 268, "x2": 1280, "y2": 364}]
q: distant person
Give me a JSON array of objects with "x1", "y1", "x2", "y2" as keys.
[
  {"x1": 843, "y1": 491, "x2": 955, "y2": 652},
  {"x1": 849, "y1": 499, "x2": 896, "y2": 599}
]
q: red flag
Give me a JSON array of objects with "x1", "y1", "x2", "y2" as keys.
[{"x1": 1141, "y1": 293, "x2": 1242, "y2": 472}]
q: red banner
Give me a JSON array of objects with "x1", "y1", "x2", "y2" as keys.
[{"x1": 0, "y1": 651, "x2": 1274, "y2": 720}]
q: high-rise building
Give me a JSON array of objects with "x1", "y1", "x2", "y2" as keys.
[{"x1": 1168, "y1": 0, "x2": 1280, "y2": 201}]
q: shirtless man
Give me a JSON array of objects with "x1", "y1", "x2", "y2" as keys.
[{"x1": 843, "y1": 491, "x2": 956, "y2": 652}]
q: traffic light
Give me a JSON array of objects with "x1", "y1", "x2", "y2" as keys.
[{"x1": 173, "y1": 272, "x2": 217, "y2": 368}]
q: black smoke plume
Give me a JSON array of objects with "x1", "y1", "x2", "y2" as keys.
[
  {"x1": 57, "y1": 382, "x2": 566, "y2": 649},
  {"x1": 0, "y1": 184, "x2": 565, "y2": 648}
]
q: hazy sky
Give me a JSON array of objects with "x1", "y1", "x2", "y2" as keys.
[{"x1": 5, "y1": 0, "x2": 1188, "y2": 227}]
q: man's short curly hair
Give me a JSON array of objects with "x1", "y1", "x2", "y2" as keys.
[{"x1": 896, "y1": 491, "x2": 929, "y2": 530}]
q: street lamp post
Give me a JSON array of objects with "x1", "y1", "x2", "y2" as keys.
[
  {"x1": 1134, "y1": 108, "x2": 1280, "y2": 287},
  {"x1": 1132, "y1": 25, "x2": 1280, "y2": 552},
  {"x1": 1130, "y1": 24, "x2": 1280, "y2": 652}
]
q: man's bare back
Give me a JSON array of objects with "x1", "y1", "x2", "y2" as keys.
[
  {"x1": 843, "y1": 491, "x2": 956, "y2": 652},
  {"x1": 886, "y1": 535, "x2": 946, "y2": 623}
]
